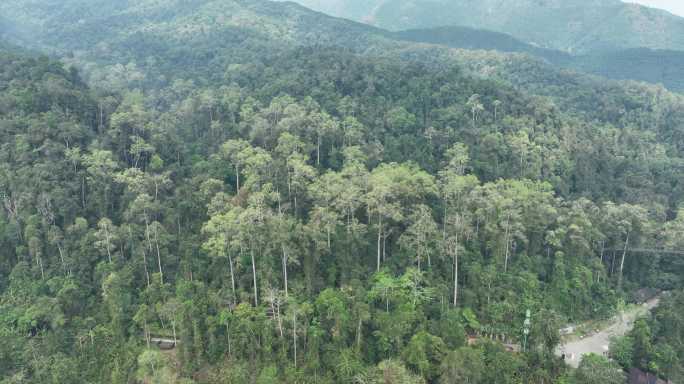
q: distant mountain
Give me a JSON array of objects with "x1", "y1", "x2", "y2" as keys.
[
  {"x1": 0, "y1": 13, "x2": 21, "y2": 41},
  {"x1": 276, "y1": 0, "x2": 387, "y2": 22},
  {"x1": 282, "y1": 0, "x2": 684, "y2": 54},
  {"x1": 393, "y1": 26, "x2": 684, "y2": 92},
  {"x1": 0, "y1": 0, "x2": 390, "y2": 53},
  {"x1": 0, "y1": 40, "x2": 23, "y2": 54},
  {"x1": 0, "y1": 0, "x2": 402, "y2": 88},
  {"x1": 571, "y1": 48, "x2": 684, "y2": 91},
  {"x1": 3, "y1": 0, "x2": 684, "y2": 95},
  {"x1": 389, "y1": 26, "x2": 572, "y2": 62}
]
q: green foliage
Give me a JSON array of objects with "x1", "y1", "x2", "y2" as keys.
[
  {"x1": 609, "y1": 336, "x2": 634, "y2": 369},
  {"x1": 374, "y1": 359, "x2": 425, "y2": 384},
  {"x1": 610, "y1": 291, "x2": 684, "y2": 382},
  {"x1": 439, "y1": 347, "x2": 485, "y2": 384},
  {"x1": 2, "y1": 1, "x2": 684, "y2": 383},
  {"x1": 572, "y1": 354, "x2": 625, "y2": 384},
  {"x1": 402, "y1": 331, "x2": 446, "y2": 381},
  {"x1": 256, "y1": 365, "x2": 279, "y2": 384},
  {"x1": 437, "y1": 309, "x2": 467, "y2": 349}
]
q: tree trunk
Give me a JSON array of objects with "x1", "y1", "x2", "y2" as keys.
[
  {"x1": 228, "y1": 251, "x2": 237, "y2": 305},
  {"x1": 503, "y1": 213, "x2": 511, "y2": 273},
  {"x1": 99, "y1": 102, "x2": 104, "y2": 130},
  {"x1": 293, "y1": 310, "x2": 297, "y2": 368},
  {"x1": 599, "y1": 240, "x2": 605, "y2": 284},
  {"x1": 103, "y1": 186, "x2": 109, "y2": 218},
  {"x1": 327, "y1": 228, "x2": 331, "y2": 250},
  {"x1": 145, "y1": 215, "x2": 153, "y2": 254},
  {"x1": 453, "y1": 235, "x2": 459, "y2": 307},
  {"x1": 142, "y1": 250, "x2": 151, "y2": 287},
  {"x1": 376, "y1": 215, "x2": 383, "y2": 272},
  {"x1": 81, "y1": 175, "x2": 86, "y2": 209},
  {"x1": 618, "y1": 233, "x2": 630, "y2": 290},
  {"x1": 153, "y1": 224, "x2": 163, "y2": 284},
  {"x1": 382, "y1": 229, "x2": 388, "y2": 264},
  {"x1": 317, "y1": 135, "x2": 321, "y2": 166},
  {"x1": 235, "y1": 164, "x2": 240, "y2": 192},
  {"x1": 271, "y1": 299, "x2": 284, "y2": 338},
  {"x1": 251, "y1": 249, "x2": 258, "y2": 306},
  {"x1": 104, "y1": 222, "x2": 112, "y2": 263},
  {"x1": 487, "y1": 281, "x2": 491, "y2": 306},
  {"x1": 282, "y1": 245, "x2": 289, "y2": 298},
  {"x1": 443, "y1": 202, "x2": 448, "y2": 241},
  {"x1": 144, "y1": 320, "x2": 150, "y2": 348},
  {"x1": 56, "y1": 242, "x2": 68, "y2": 276},
  {"x1": 133, "y1": 225, "x2": 150, "y2": 286},
  {"x1": 37, "y1": 255, "x2": 45, "y2": 280},
  {"x1": 356, "y1": 317, "x2": 363, "y2": 353}
]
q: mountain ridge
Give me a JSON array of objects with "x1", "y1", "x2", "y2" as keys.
[
  {"x1": 392, "y1": 26, "x2": 684, "y2": 91},
  {"x1": 279, "y1": 0, "x2": 684, "y2": 54},
  {"x1": 4, "y1": 0, "x2": 684, "y2": 97}
]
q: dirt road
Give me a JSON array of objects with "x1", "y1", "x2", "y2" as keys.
[{"x1": 555, "y1": 297, "x2": 660, "y2": 368}]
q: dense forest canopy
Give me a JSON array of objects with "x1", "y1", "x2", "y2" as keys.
[{"x1": 1, "y1": 0, "x2": 684, "y2": 383}]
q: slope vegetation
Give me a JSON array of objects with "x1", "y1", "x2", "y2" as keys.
[{"x1": 2, "y1": 1, "x2": 684, "y2": 383}]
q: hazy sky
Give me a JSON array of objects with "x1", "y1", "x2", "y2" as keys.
[{"x1": 625, "y1": 0, "x2": 684, "y2": 16}]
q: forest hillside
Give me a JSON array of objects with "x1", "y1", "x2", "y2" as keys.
[{"x1": 1, "y1": 0, "x2": 684, "y2": 383}]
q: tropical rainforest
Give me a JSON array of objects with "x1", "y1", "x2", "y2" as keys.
[{"x1": 1, "y1": 0, "x2": 683, "y2": 383}]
